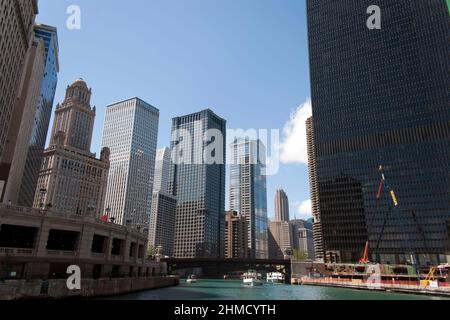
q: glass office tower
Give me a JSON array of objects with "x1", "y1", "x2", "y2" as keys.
[
  {"x1": 169, "y1": 109, "x2": 226, "y2": 258},
  {"x1": 229, "y1": 139, "x2": 268, "y2": 259},
  {"x1": 18, "y1": 24, "x2": 59, "y2": 207},
  {"x1": 307, "y1": 0, "x2": 450, "y2": 264}
]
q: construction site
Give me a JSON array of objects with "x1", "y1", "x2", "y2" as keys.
[{"x1": 294, "y1": 166, "x2": 450, "y2": 297}]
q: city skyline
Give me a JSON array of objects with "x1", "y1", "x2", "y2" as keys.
[
  {"x1": 1, "y1": 0, "x2": 450, "y2": 303},
  {"x1": 35, "y1": 0, "x2": 313, "y2": 221}
]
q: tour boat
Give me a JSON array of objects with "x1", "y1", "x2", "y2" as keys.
[
  {"x1": 186, "y1": 274, "x2": 198, "y2": 284},
  {"x1": 242, "y1": 270, "x2": 263, "y2": 286},
  {"x1": 266, "y1": 272, "x2": 285, "y2": 284}
]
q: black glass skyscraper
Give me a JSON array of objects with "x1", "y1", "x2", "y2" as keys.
[
  {"x1": 169, "y1": 109, "x2": 226, "y2": 258},
  {"x1": 307, "y1": 0, "x2": 450, "y2": 264}
]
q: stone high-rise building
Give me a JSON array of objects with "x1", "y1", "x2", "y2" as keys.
[
  {"x1": 307, "y1": 0, "x2": 450, "y2": 264},
  {"x1": 1, "y1": 24, "x2": 59, "y2": 206},
  {"x1": 33, "y1": 79, "x2": 110, "y2": 217},
  {"x1": 0, "y1": 0, "x2": 38, "y2": 187},
  {"x1": 101, "y1": 98, "x2": 159, "y2": 229},
  {"x1": 229, "y1": 139, "x2": 268, "y2": 259},
  {"x1": 0, "y1": 0, "x2": 39, "y2": 162},
  {"x1": 274, "y1": 189, "x2": 289, "y2": 222},
  {"x1": 224, "y1": 211, "x2": 249, "y2": 259},
  {"x1": 268, "y1": 220, "x2": 292, "y2": 260},
  {"x1": 169, "y1": 109, "x2": 226, "y2": 258},
  {"x1": 18, "y1": 24, "x2": 59, "y2": 207},
  {"x1": 0, "y1": 33, "x2": 45, "y2": 204}
]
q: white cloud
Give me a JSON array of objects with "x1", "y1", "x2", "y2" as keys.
[
  {"x1": 289, "y1": 199, "x2": 312, "y2": 220},
  {"x1": 297, "y1": 199, "x2": 312, "y2": 216},
  {"x1": 279, "y1": 98, "x2": 312, "y2": 165}
]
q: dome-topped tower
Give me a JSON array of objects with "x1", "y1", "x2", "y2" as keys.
[
  {"x1": 62, "y1": 78, "x2": 92, "y2": 109},
  {"x1": 50, "y1": 79, "x2": 96, "y2": 153}
]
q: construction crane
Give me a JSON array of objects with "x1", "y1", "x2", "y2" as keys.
[{"x1": 359, "y1": 165, "x2": 427, "y2": 266}]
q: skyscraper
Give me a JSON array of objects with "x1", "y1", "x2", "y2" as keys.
[
  {"x1": 224, "y1": 211, "x2": 249, "y2": 259},
  {"x1": 290, "y1": 219, "x2": 315, "y2": 260},
  {"x1": 153, "y1": 147, "x2": 171, "y2": 194},
  {"x1": 307, "y1": 0, "x2": 450, "y2": 264},
  {"x1": 33, "y1": 79, "x2": 110, "y2": 217},
  {"x1": 0, "y1": 32, "x2": 45, "y2": 204},
  {"x1": 18, "y1": 24, "x2": 59, "y2": 207},
  {"x1": 148, "y1": 148, "x2": 176, "y2": 257},
  {"x1": 274, "y1": 189, "x2": 289, "y2": 222},
  {"x1": 169, "y1": 109, "x2": 226, "y2": 258},
  {"x1": 0, "y1": 0, "x2": 38, "y2": 164},
  {"x1": 148, "y1": 191, "x2": 177, "y2": 257},
  {"x1": 101, "y1": 98, "x2": 159, "y2": 228},
  {"x1": 268, "y1": 220, "x2": 292, "y2": 260},
  {"x1": 229, "y1": 139, "x2": 268, "y2": 259}
]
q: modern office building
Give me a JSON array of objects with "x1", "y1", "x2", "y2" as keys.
[
  {"x1": 306, "y1": 117, "x2": 324, "y2": 261},
  {"x1": 229, "y1": 139, "x2": 268, "y2": 259},
  {"x1": 18, "y1": 24, "x2": 59, "y2": 207},
  {"x1": 224, "y1": 211, "x2": 249, "y2": 259},
  {"x1": 268, "y1": 220, "x2": 292, "y2": 260},
  {"x1": 153, "y1": 147, "x2": 171, "y2": 194},
  {"x1": 290, "y1": 219, "x2": 315, "y2": 260},
  {"x1": 0, "y1": 0, "x2": 38, "y2": 164},
  {"x1": 274, "y1": 189, "x2": 290, "y2": 222},
  {"x1": 148, "y1": 191, "x2": 177, "y2": 257},
  {"x1": 0, "y1": 34, "x2": 45, "y2": 204},
  {"x1": 33, "y1": 79, "x2": 110, "y2": 217},
  {"x1": 169, "y1": 109, "x2": 226, "y2": 258},
  {"x1": 307, "y1": 0, "x2": 450, "y2": 264},
  {"x1": 101, "y1": 98, "x2": 159, "y2": 229}
]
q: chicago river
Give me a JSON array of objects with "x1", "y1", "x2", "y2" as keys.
[{"x1": 110, "y1": 280, "x2": 448, "y2": 300}]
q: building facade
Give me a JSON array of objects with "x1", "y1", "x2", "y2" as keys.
[
  {"x1": 18, "y1": 24, "x2": 59, "y2": 207},
  {"x1": 268, "y1": 220, "x2": 292, "y2": 260},
  {"x1": 224, "y1": 211, "x2": 249, "y2": 259},
  {"x1": 0, "y1": 33, "x2": 45, "y2": 204},
  {"x1": 306, "y1": 117, "x2": 324, "y2": 261},
  {"x1": 169, "y1": 109, "x2": 226, "y2": 258},
  {"x1": 148, "y1": 191, "x2": 177, "y2": 257},
  {"x1": 290, "y1": 219, "x2": 315, "y2": 260},
  {"x1": 101, "y1": 98, "x2": 159, "y2": 229},
  {"x1": 274, "y1": 189, "x2": 289, "y2": 222},
  {"x1": 307, "y1": 0, "x2": 450, "y2": 264},
  {"x1": 0, "y1": 0, "x2": 38, "y2": 163},
  {"x1": 33, "y1": 79, "x2": 110, "y2": 217},
  {"x1": 153, "y1": 147, "x2": 171, "y2": 194},
  {"x1": 229, "y1": 139, "x2": 268, "y2": 259}
]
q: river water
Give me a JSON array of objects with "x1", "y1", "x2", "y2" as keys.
[{"x1": 111, "y1": 279, "x2": 447, "y2": 300}]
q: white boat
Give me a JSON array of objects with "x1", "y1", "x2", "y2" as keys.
[
  {"x1": 266, "y1": 272, "x2": 285, "y2": 284},
  {"x1": 242, "y1": 270, "x2": 263, "y2": 286},
  {"x1": 186, "y1": 274, "x2": 197, "y2": 284}
]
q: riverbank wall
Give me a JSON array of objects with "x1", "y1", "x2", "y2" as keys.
[
  {"x1": 0, "y1": 276, "x2": 179, "y2": 300},
  {"x1": 294, "y1": 277, "x2": 450, "y2": 298}
]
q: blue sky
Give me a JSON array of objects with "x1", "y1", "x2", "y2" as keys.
[{"x1": 37, "y1": 0, "x2": 312, "y2": 220}]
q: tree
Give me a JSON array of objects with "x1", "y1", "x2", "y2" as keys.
[{"x1": 293, "y1": 250, "x2": 309, "y2": 261}]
